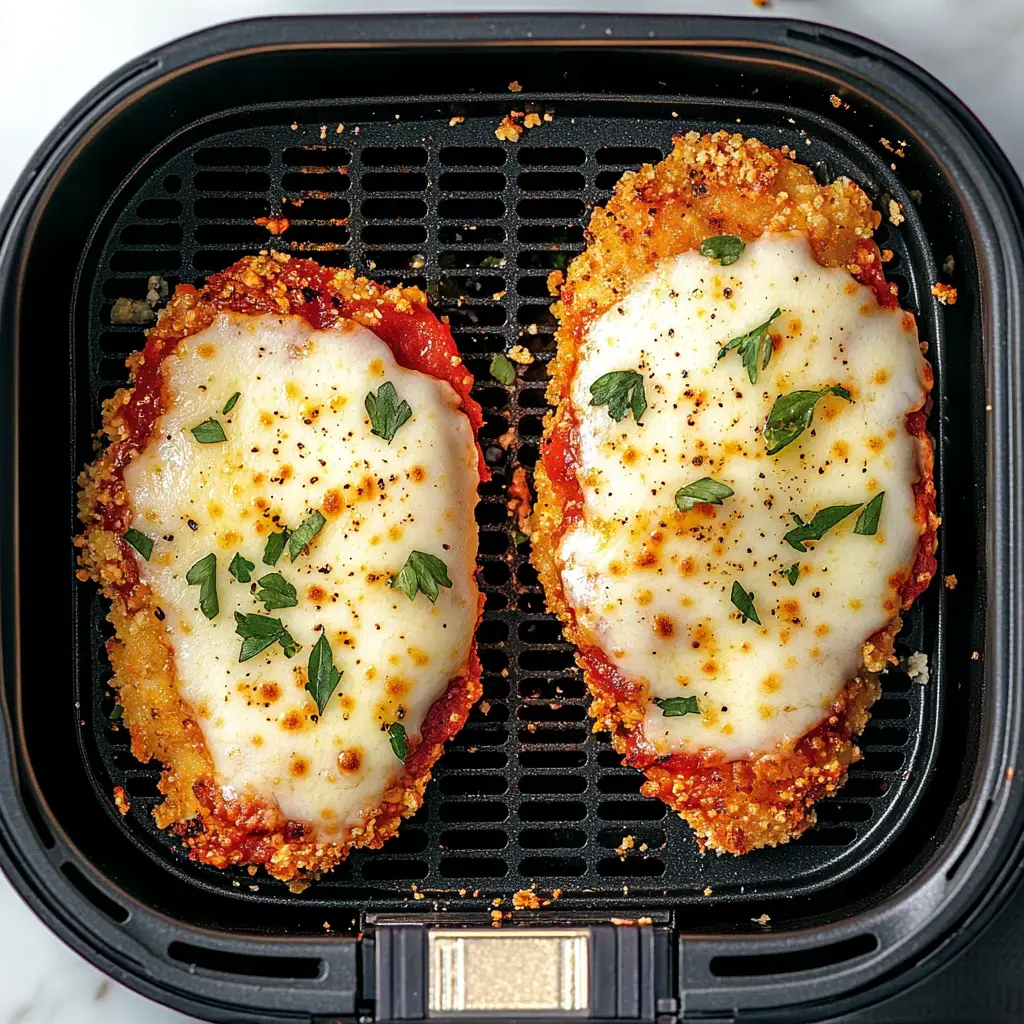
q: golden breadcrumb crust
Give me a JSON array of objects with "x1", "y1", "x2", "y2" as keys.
[
  {"x1": 531, "y1": 132, "x2": 937, "y2": 854},
  {"x1": 77, "y1": 253, "x2": 482, "y2": 884}
]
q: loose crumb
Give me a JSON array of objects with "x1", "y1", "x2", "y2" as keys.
[
  {"x1": 336, "y1": 124, "x2": 344, "y2": 134},
  {"x1": 881, "y1": 137, "x2": 894, "y2": 153},
  {"x1": 496, "y1": 116, "x2": 523, "y2": 143},
  {"x1": 508, "y1": 80, "x2": 522, "y2": 93},
  {"x1": 112, "y1": 786, "x2": 130, "y2": 816},
  {"x1": 490, "y1": 909, "x2": 503, "y2": 927},
  {"x1": 524, "y1": 113, "x2": 542, "y2": 129},
  {"x1": 829, "y1": 95, "x2": 842, "y2": 109},
  {"x1": 944, "y1": 574, "x2": 958, "y2": 589},
  {"x1": 931, "y1": 282, "x2": 958, "y2": 305},
  {"x1": 971, "y1": 651, "x2": 980, "y2": 661},
  {"x1": 888, "y1": 199, "x2": 905, "y2": 226},
  {"x1": 551, "y1": 888, "x2": 562, "y2": 900},
  {"x1": 753, "y1": 913, "x2": 771, "y2": 925},
  {"x1": 880, "y1": 249, "x2": 894, "y2": 263},
  {"x1": 943, "y1": 254, "x2": 956, "y2": 275},
  {"x1": 703, "y1": 887, "x2": 713, "y2": 897},
  {"x1": 449, "y1": 116, "x2": 465, "y2": 127},
  {"x1": 547, "y1": 269, "x2": 565, "y2": 296},
  {"x1": 479, "y1": 700, "x2": 491, "y2": 716},
  {"x1": 513, "y1": 889, "x2": 541, "y2": 909},
  {"x1": 615, "y1": 835, "x2": 636, "y2": 859},
  {"x1": 320, "y1": 125, "x2": 327, "y2": 140},
  {"x1": 492, "y1": 896, "x2": 502, "y2": 906},
  {"x1": 254, "y1": 216, "x2": 290, "y2": 236},
  {"x1": 507, "y1": 344, "x2": 534, "y2": 365},
  {"x1": 1007, "y1": 766, "x2": 1015, "y2": 782}
]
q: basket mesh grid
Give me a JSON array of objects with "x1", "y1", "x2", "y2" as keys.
[{"x1": 77, "y1": 104, "x2": 935, "y2": 911}]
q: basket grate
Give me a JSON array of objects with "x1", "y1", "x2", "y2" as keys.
[{"x1": 77, "y1": 102, "x2": 938, "y2": 914}]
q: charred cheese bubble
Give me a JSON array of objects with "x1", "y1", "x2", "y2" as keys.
[
  {"x1": 558, "y1": 233, "x2": 929, "y2": 758},
  {"x1": 122, "y1": 311, "x2": 479, "y2": 840}
]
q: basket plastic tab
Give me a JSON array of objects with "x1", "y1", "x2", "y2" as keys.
[{"x1": 374, "y1": 921, "x2": 670, "y2": 1020}]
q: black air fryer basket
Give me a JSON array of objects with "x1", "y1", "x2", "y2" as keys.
[{"x1": 1, "y1": 13, "x2": 1022, "y2": 1023}]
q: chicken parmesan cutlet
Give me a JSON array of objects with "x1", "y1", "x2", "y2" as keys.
[
  {"x1": 532, "y1": 132, "x2": 937, "y2": 854},
  {"x1": 77, "y1": 253, "x2": 484, "y2": 884}
]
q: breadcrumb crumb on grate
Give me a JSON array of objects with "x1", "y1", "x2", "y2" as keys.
[{"x1": 931, "y1": 282, "x2": 958, "y2": 305}]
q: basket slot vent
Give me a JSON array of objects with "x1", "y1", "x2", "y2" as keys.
[
  {"x1": 61, "y1": 863, "x2": 129, "y2": 924},
  {"x1": 167, "y1": 941, "x2": 321, "y2": 979},
  {"x1": 709, "y1": 933, "x2": 878, "y2": 977}
]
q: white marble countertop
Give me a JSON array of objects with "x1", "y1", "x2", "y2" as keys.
[{"x1": 1, "y1": 1, "x2": 1021, "y2": 1020}]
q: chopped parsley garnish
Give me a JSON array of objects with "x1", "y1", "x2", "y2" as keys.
[
  {"x1": 551, "y1": 252, "x2": 569, "y2": 270},
  {"x1": 190, "y1": 418, "x2": 227, "y2": 444},
  {"x1": 307, "y1": 631, "x2": 342, "y2": 715},
  {"x1": 254, "y1": 572, "x2": 298, "y2": 611},
  {"x1": 716, "y1": 308, "x2": 781, "y2": 386},
  {"x1": 589, "y1": 369, "x2": 647, "y2": 424},
  {"x1": 388, "y1": 721, "x2": 407, "y2": 761},
  {"x1": 233, "y1": 612, "x2": 299, "y2": 663},
  {"x1": 288, "y1": 510, "x2": 326, "y2": 561},
  {"x1": 730, "y1": 580, "x2": 761, "y2": 625},
  {"x1": 653, "y1": 695, "x2": 701, "y2": 717},
  {"x1": 228, "y1": 552, "x2": 255, "y2": 583},
  {"x1": 263, "y1": 529, "x2": 290, "y2": 567},
  {"x1": 390, "y1": 550, "x2": 453, "y2": 603},
  {"x1": 781, "y1": 563, "x2": 801, "y2": 586},
  {"x1": 855, "y1": 492, "x2": 885, "y2": 535},
  {"x1": 514, "y1": 529, "x2": 529, "y2": 546},
  {"x1": 783, "y1": 503, "x2": 863, "y2": 552},
  {"x1": 699, "y1": 234, "x2": 745, "y2": 266},
  {"x1": 675, "y1": 477, "x2": 734, "y2": 512},
  {"x1": 480, "y1": 255, "x2": 506, "y2": 269},
  {"x1": 109, "y1": 704, "x2": 124, "y2": 721},
  {"x1": 365, "y1": 381, "x2": 412, "y2": 443},
  {"x1": 763, "y1": 384, "x2": 852, "y2": 455},
  {"x1": 123, "y1": 528, "x2": 153, "y2": 560},
  {"x1": 185, "y1": 553, "x2": 219, "y2": 620},
  {"x1": 222, "y1": 392, "x2": 240, "y2": 415},
  {"x1": 490, "y1": 353, "x2": 517, "y2": 386}
]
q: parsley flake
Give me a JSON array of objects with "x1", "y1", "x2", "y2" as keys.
[
  {"x1": 699, "y1": 235, "x2": 745, "y2": 266},
  {"x1": 763, "y1": 384, "x2": 852, "y2": 455},
  {"x1": 307, "y1": 631, "x2": 342, "y2": 716},
  {"x1": 390, "y1": 550, "x2": 453, "y2": 603},
  {"x1": 490, "y1": 353, "x2": 517, "y2": 386},
  {"x1": 222, "y1": 392, "x2": 240, "y2": 414},
  {"x1": 185, "y1": 553, "x2": 219, "y2": 620},
  {"x1": 730, "y1": 581, "x2": 761, "y2": 625},
  {"x1": 717, "y1": 308, "x2": 781, "y2": 385},
  {"x1": 675, "y1": 477, "x2": 734, "y2": 512},
  {"x1": 365, "y1": 381, "x2": 412, "y2": 443},
  {"x1": 123, "y1": 528, "x2": 153, "y2": 560},
  {"x1": 653, "y1": 695, "x2": 700, "y2": 717},
  {"x1": 389, "y1": 722, "x2": 407, "y2": 761},
  {"x1": 228, "y1": 552, "x2": 255, "y2": 583},
  {"x1": 233, "y1": 612, "x2": 299, "y2": 662},
  {"x1": 288, "y1": 510, "x2": 326, "y2": 561},
  {"x1": 190, "y1": 418, "x2": 227, "y2": 444},
  {"x1": 263, "y1": 530, "x2": 290, "y2": 567},
  {"x1": 783, "y1": 503, "x2": 863, "y2": 552},
  {"x1": 855, "y1": 492, "x2": 885, "y2": 535},
  {"x1": 781, "y1": 563, "x2": 801, "y2": 586},
  {"x1": 254, "y1": 572, "x2": 298, "y2": 611},
  {"x1": 589, "y1": 369, "x2": 647, "y2": 424}
]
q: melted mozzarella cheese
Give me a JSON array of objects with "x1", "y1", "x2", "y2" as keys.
[
  {"x1": 559, "y1": 233, "x2": 927, "y2": 759},
  {"x1": 123, "y1": 312, "x2": 479, "y2": 840}
]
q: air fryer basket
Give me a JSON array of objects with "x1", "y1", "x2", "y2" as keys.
[{"x1": 1, "y1": 14, "x2": 1022, "y2": 1023}]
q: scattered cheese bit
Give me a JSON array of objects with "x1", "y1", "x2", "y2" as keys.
[
  {"x1": 944, "y1": 574, "x2": 958, "y2": 589},
  {"x1": 931, "y1": 282, "x2": 958, "y2": 305},
  {"x1": 336, "y1": 124, "x2": 344, "y2": 134},
  {"x1": 508, "y1": 81, "x2": 522, "y2": 93},
  {"x1": 320, "y1": 125, "x2": 327, "y2": 140},
  {"x1": 507, "y1": 344, "x2": 534, "y2": 365},
  {"x1": 888, "y1": 199, "x2": 905, "y2": 226},
  {"x1": 905, "y1": 651, "x2": 930, "y2": 686}
]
